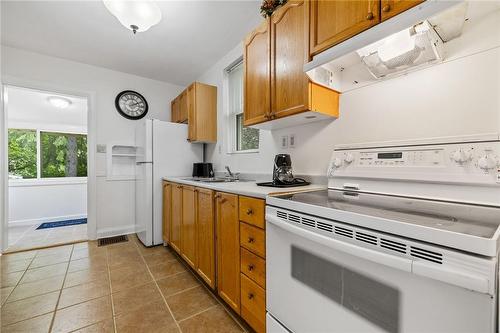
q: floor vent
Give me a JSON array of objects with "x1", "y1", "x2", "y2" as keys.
[{"x1": 98, "y1": 235, "x2": 129, "y2": 247}]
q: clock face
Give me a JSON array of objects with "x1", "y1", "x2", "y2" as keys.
[{"x1": 115, "y1": 90, "x2": 148, "y2": 120}]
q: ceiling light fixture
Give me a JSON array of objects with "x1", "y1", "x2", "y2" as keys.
[
  {"x1": 48, "y1": 96, "x2": 72, "y2": 109},
  {"x1": 103, "y1": 0, "x2": 162, "y2": 34}
]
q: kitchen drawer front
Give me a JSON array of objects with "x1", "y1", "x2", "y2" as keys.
[
  {"x1": 241, "y1": 273, "x2": 266, "y2": 333},
  {"x1": 241, "y1": 247, "x2": 266, "y2": 288},
  {"x1": 240, "y1": 222, "x2": 266, "y2": 258},
  {"x1": 239, "y1": 196, "x2": 265, "y2": 229}
]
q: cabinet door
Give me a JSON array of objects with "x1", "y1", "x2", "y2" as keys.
[
  {"x1": 309, "y1": 0, "x2": 380, "y2": 56},
  {"x1": 244, "y1": 19, "x2": 271, "y2": 126},
  {"x1": 181, "y1": 185, "x2": 197, "y2": 269},
  {"x1": 179, "y1": 91, "x2": 188, "y2": 123},
  {"x1": 271, "y1": 0, "x2": 310, "y2": 119},
  {"x1": 381, "y1": 0, "x2": 424, "y2": 21},
  {"x1": 216, "y1": 192, "x2": 240, "y2": 314},
  {"x1": 170, "y1": 184, "x2": 182, "y2": 254},
  {"x1": 196, "y1": 188, "x2": 215, "y2": 289},
  {"x1": 187, "y1": 84, "x2": 196, "y2": 141},
  {"x1": 162, "y1": 182, "x2": 172, "y2": 243}
]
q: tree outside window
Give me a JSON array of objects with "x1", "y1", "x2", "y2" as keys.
[{"x1": 8, "y1": 129, "x2": 37, "y2": 179}]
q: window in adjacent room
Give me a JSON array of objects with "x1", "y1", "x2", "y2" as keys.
[
  {"x1": 227, "y1": 60, "x2": 259, "y2": 152},
  {"x1": 8, "y1": 129, "x2": 37, "y2": 179}
]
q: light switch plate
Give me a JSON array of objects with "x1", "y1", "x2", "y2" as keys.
[
  {"x1": 289, "y1": 134, "x2": 296, "y2": 148},
  {"x1": 96, "y1": 144, "x2": 107, "y2": 153},
  {"x1": 280, "y1": 135, "x2": 289, "y2": 149}
]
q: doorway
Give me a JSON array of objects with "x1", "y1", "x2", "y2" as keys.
[{"x1": 4, "y1": 86, "x2": 89, "y2": 251}]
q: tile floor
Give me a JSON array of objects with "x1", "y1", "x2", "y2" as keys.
[
  {"x1": 0, "y1": 235, "x2": 246, "y2": 333},
  {"x1": 7, "y1": 223, "x2": 88, "y2": 253}
]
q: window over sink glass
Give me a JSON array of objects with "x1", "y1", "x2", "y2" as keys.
[{"x1": 226, "y1": 60, "x2": 259, "y2": 152}]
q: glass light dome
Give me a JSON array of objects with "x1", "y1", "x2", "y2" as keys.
[{"x1": 103, "y1": 1, "x2": 162, "y2": 34}]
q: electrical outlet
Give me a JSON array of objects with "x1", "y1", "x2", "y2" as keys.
[
  {"x1": 96, "y1": 144, "x2": 106, "y2": 153},
  {"x1": 280, "y1": 135, "x2": 289, "y2": 149},
  {"x1": 289, "y1": 134, "x2": 296, "y2": 148}
]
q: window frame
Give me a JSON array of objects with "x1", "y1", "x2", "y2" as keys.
[
  {"x1": 8, "y1": 126, "x2": 88, "y2": 185},
  {"x1": 224, "y1": 57, "x2": 260, "y2": 155}
]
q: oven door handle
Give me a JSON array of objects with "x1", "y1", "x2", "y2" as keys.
[{"x1": 267, "y1": 215, "x2": 412, "y2": 272}]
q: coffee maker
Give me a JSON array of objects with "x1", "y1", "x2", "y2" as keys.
[{"x1": 257, "y1": 154, "x2": 310, "y2": 187}]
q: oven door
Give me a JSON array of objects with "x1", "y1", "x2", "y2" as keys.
[{"x1": 266, "y1": 214, "x2": 495, "y2": 333}]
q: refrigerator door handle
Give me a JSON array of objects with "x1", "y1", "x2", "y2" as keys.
[{"x1": 136, "y1": 161, "x2": 153, "y2": 165}]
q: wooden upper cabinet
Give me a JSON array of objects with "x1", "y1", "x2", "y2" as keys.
[
  {"x1": 270, "y1": 0, "x2": 310, "y2": 119},
  {"x1": 188, "y1": 82, "x2": 217, "y2": 143},
  {"x1": 216, "y1": 192, "x2": 241, "y2": 314},
  {"x1": 170, "y1": 184, "x2": 183, "y2": 254},
  {"x1": 381, "y1": 0, "x2": 424, "y2": 21},
  {"x1": 170, "y1": 98, "x2": 179, "y2": 123},
  {"x1": 196, "y1": 188, "x2": 215, "y2": 289},
  {"x1": 162, "y1": 182, "x2": 171, "y2": 244},
  {"x1": 178, "y1": 91, "x2": 188, "y2": 123},
  {"x1": 181, "y1": 185, "x2": 197, "y2": 269},
  {"x1": 244, "y1": 19, "x2": 271, "y2": 126},
  {"x1": 309, "y1": 0, "x2": 380, "y2": 56}
]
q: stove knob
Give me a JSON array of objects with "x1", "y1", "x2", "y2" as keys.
[
  {"x1": 451, "y1": 150, "x2": 471, "y2": 164},
  {"x1": 333, "y1": 157, "x2": 343, "y2": 168},
  {"x1": 344, "y1": 153, "x2": 355, "y2": 164},
  {"x1": 478, "y1": 155, "x2": 498, "y2": 171}
]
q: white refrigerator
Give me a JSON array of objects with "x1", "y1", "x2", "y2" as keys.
[{"x1": 135, "y1": 119, "x2": 202, "y2": 247}]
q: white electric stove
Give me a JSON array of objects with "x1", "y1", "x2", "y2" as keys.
[{"x1": 266, "y1": 135, "x2": 500, "y2": 333}]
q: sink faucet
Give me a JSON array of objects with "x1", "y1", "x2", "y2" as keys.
[{"x1": 225, "y1": 166, "x2": 240, "y2": 180}]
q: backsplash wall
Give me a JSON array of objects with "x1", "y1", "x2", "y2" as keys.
[{"x1": 198, "y1": 10, "x2": 500, "y2": 179}]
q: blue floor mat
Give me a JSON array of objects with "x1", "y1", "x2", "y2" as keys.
[{"x1": 36, "y1": 218, "x2": 87, "y2": 230}]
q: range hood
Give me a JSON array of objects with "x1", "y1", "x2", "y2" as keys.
[{"x1": 305, "y1": 0, "x2": 475, "y2": 92}]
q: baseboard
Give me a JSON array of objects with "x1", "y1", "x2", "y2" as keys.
[
  {"x1": 96, "y1": 225, "x2": 136, "y2": 239},
  {"x1": 9, "y1": 214, "x2": 88, "y2": 227}
]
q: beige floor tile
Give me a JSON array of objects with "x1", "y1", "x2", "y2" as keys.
[
  {"x1": 143, "y1": 251, "x2": 177, "y2": 267},
  {"x1": 107, "y1": 252, "x2": 143, "y2": 269},
  {"x1": 58, "y1": 279, "x2": 111, "y2": 309},
  {"x1": 68, "y1": 256, "x2": 108, "y2": 273},
  {"x1": 1, "y1": 312, "x2": 53, "y2": 333},
  {"x1": 1, "y1": 286, "x2": 14, "y2": 305},
  {"x1": 166, "y1": 285, "x2": 218, "y2": 321},
  {"x1": 20, "y1": 262, "x2": 68, "y2": 284},
  {"x1": 157, "y1": 271, "x2": 200, "y2": 297},
  {"x1": 71, "y1": 318, "x2": 114, "y2": 333},
  {"x1": 73, "y1": 241, "x2": 98, "y2": 251},
  {"x1": 178, "y1": 305, "x2": 243, "y2": 333},
  {"x1": 71, "y1": 247, "x2": 107, "y2": 261},
  {"x1": 51, "y1": 295, "x2": 112, "y2": 333},
  {"x1": 36, "y1": 245, "x2": 73, "y2": 258},
  {"x1": 112, "y1": 282, "x2": 163, "y2": 316},
  {"x1": 136, "y1": 244, "x2": 171, "y2": 256},
  {"x1": 1, "y1": 271, "x2": 24, "y2": 288},
  {"x1": 64, "y1": 268, "x2": 109, "y2": 288},
  {"x1": 148, "y1": 260, "x2": 187, "y2": 280},
  {"x1": 29, "y1": 253, "x2": 71, "y2": 269},
  {"x1": 115, "y1": 299, "x2": 179, "y2": 333},
  {"x1": 7, "y1": 275, "x2": 64, "y2": 302},
  {"x1": 1, "y1": 259, "x2": 31, "y2": 274},
  {"x1": 109, "y1": 264, "x2": 152, "y2": 292},
  {"x1": 0, "y1": 250, "x2": 37, "y2": 263},
  {"x1": 105, "y1": 242, "x2": 138, "y2": 255},
  {"x1": 0, "y1": 291, "x2": 59, "y2": 326}
]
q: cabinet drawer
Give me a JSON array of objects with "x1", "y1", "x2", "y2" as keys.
[
  {"x1": 241, "y1": 274, "x2": 266, "y2": 333},
  {"x1": 240, "y1": 222, "x2": 265, "y2": 258},
  {"x1": 240, "y1": 247, "x2": 266, "y2": 288},
  {"x1": 239, "y1": 196, "x2": 265, "y2": 229}
]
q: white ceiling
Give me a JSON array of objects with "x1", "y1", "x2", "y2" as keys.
[
  {"x1": 1, "y1": 1, "x2": 262, "y2": 86},
  {"x1": 7, "y1": 86, "x2": 88, "y2": 129}
]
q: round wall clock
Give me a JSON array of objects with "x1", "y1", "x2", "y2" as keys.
[{"x1": 115, "y1": 90, "x2": 149, "y2": 120}]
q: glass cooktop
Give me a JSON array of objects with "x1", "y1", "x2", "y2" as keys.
[{"x1": 273, "y1": 190, "x2": 500, "y2": 239}]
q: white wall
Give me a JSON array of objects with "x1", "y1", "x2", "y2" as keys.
[
  {"x1": 2, "y1": 46, "x2": 184, "y2": 237},
  {"x1": 198, "y1": 8, "x2": 500, "y2": 177},
  {"x1": 9, "y1": 181, "x2": 87, "y2": 224}
]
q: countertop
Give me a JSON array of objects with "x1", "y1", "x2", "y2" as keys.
[{"x1": 162, "y1": 177, "x2": 325, "y2": 199}]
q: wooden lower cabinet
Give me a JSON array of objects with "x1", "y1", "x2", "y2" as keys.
[
  {"x1": 170, "y1": 184, "x2": 183, "y2": 254},
  {"x1": 162, "y1": 182, "x2": 171, "y2": 243},
  {"x1": 216, "y1": 192, "x2": 241, "y2": 314},
  {"x1": 241, "y1": 274, "x2": 266, "y2": 333},
  {"x1": 196, "y1": 188, "x2": 215, "y2": 289},
  {"x1": 181, "y1": 185, "x2": 197, "y2": 269},
  {"x1": 381, "y1": 0, "x2": 424, "y2": 21}
]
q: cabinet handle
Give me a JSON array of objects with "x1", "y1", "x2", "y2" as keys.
[
  {"x1": 248, "y1": 293, "x2": 254, "y2": 300},
  {"x1": 246, "y1": 208, "x2": 253, "y2": 215},
  {"x1": 177, "y1": 185, "x2": 182, "y2": 189},
  {"x1": 194, "y1": 189, "x2": 199, "y2": 193},
  {"x1": 215, "y1": 194, "x2": 221, "y2": 199},
  {"x1": 382, "y1": 4, "x2": 391, "y2": 12},
  {"x1": 366, "y1": 12, "x2": 374, "y2": 20},
  {"x1": 248, "y1": 264, "x2": 254, "y2": 271},
  {"x1": 248, "y1": 237, "x2": 255, "y2": 244}
]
